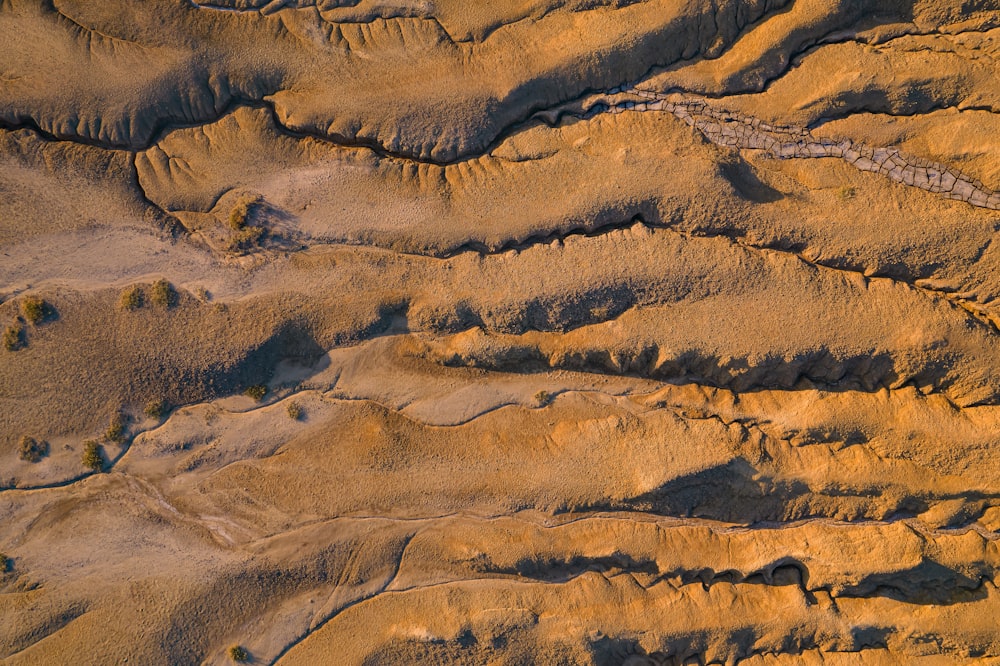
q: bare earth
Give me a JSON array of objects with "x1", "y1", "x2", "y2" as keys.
[{"x1": 3, "y1": 0, "x2": 1000, "y2": 664}]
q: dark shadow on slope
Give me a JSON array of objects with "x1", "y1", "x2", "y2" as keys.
[
  {"x1": 201, "y1": 319, "x2": 328, "y2": 398},
  {"x1": 487, "y1": 554, "x2": 659, "y2": 583},
  {"x1": 620, "y1": 459, "x2": 814, "y2": 523},
  {"x1": 428, "y1": 336, "x2": 994, "y2": 405},
  {"x1": 720, "y1": 159, "x2": 784, "y2": 203},
  {"x1": 595, "y1": 458, "x2": 977, "y2": 525},
  {"x1": 841, "y1": 560, "x2": 989, "y2": 605}
]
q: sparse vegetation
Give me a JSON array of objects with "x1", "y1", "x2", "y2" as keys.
[
  {"x1": 226, "y1": 225, "x2": 266, "y2": 253},
  {"x1": 589, "y1": 306, "x2": 611, "y2": 320},
  {"x1": 226, "y1": 194, "x2": 266, "y2": 252},
  {"x1": 20, "y1": 295, "x2": 46, "y2": 324},
  {"x1": 3, "y1": 323, "x2": 23, "y2": 351},
  {"x1": 0, "y1": 553, "x2": 8, "y2": 573},
  {"x1": 229, "y1": 645, "x2": 249, "y2": 662},
  {"x1": 286, "y1": 401, "x2": 302, "y2": 420},
  {"x1": 105, "y1": 413, "x2": 126, "y2": 444},
  {"x1": 229, "y1": 208, "x2": 247, "y2": 230},
  {"x1": 144, "y1": 399, "x2": 167, "y2": 419},
  {"x1": 82, "y1": 440, "x2": 104, "y2": 471},
  {"x1": 228, "y1": 195, "x2": 259, "y2": 230},
  {"x1": 244, "y1": 385, "x2": 267, "y2": 402},
  {"x1": 18, "y1": 436, "x2": 48, "y2": 463},
  {"x1": 534, "y1": 390, "x2": 550, "y2": 405},
  {"x1": 836, "y1": 185, "x2": 857, "y2": 200},
  {"x1": 119, "y1": 285, "x2": 144, "y2": 310},
  {"x1": 150, "y1": 279, "x2": 177, "y2": 308}
]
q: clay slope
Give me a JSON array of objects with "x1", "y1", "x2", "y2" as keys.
[{"x1": 2, "y1": 0, "x2": 1000, "y2": 664}]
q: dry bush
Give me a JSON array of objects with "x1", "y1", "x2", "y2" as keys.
[
  {"x1": 226, "y1": 225, "x2": 265, "y2": 253},
  {"x1": 0, "y1": 553, "x2": 8, "y2": 573},
  {"x1": 18, "y1": 436, "x2": 48, "y2": 462},
  {"x1": 228, "y1": 645, "x2": 249, "y2": 662},
  {"x1": 3, "y1": 323, "x2": 23, "y2": 351},
  {"x1": 20, "y1": 295, "x2": 46, "y2": 324},
  {"x1": 244, "y1": 385, "x2": 267, "y2": 402},
  {"x1": 119, "y1": 285, "x2": 144, "y2": 310},
  {"x1": 228, "y1": 195, "x2": 259, "y2": 230},
  {"x1": 144, "y1": 399, "x2": 167, "y2": 419},
  {"x1": 534, "y1": 390, "x2": 550, "y2": 405},
  {"x1": 82, "y1": 440, "x2": 104, "y2": 471},
  {"x1": 286, "y1": 401, "x2": 302, "y2": 420},
  {"x1": 105, "y1": 413, "x2": 126, "y2": 443},
  {"x1": 150, "y1": 279, "x2": 177, "y2": 308}
]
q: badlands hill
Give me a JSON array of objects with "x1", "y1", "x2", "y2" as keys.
[{"x1": 2, "y1": 0, "x2": 1000, "y2": 663}]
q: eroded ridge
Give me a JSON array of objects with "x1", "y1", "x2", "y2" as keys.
[
  {"x1": 589, "y1": 88, "x2": 1000, "y2": 210},
  {"x1": 5, "y1": 0, "x2": 1000, "y2": 663}
]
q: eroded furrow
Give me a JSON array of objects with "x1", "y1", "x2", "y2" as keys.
[
  {"x1": 561, "y1": 89, "x2": 1000, "y2": 210},
  {"x1": 4, "y1": 1, "x2": 1000, "y2": 663}
]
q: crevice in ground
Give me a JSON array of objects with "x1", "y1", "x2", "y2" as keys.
[
  {"x1": 265, "y1": 560, "x2": 998, "y2": 665},
  {"x1": 6, "y1": 69, "x2": 998, "y2": 211}
]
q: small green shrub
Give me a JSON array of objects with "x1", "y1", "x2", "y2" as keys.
[
  {"x1": 3, "y1": 324, "x2": 23, "y2": 351},
  {"x1": 18, "y1": 436, "x2": 48, "y2": 463},
  {"x1": 286, "y1": 401, "x2": 302, "y2": 420},
  {"x1": 229, "y1": 645, "x2": 249, "y2": 662},
  {"x1": 244, "y1": 385, "x2": 267, "y2": 402},
  {"x1": 105, "y1": 413, "x2": 126, "y2": 444},
  {"x1": 119, "y1": 285, "x2": 144, "y2": 310},
  {"x1": 82, "y1": 440, "x2": 104, "y2": 471},
  {"x1": 20, "y1": 295, "x2": 46, "y2": 324},
  {"x1": 150, "y1": 279, "x2": 177, "y2": 308},
  {"x1": 144, "y1": 399, "x2": 167, "y2": 419},
  {"x1": 534, "y1": 390, "x2": 550, "y2": 405}
]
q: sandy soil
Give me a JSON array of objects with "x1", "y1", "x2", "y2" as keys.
[{"x1": 2, "y1": 0, "x2": 1000, "y2": 664}]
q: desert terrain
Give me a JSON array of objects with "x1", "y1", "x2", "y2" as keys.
[{"x1": 2, "y1": 0, "x2": 1000, "y2": 663}]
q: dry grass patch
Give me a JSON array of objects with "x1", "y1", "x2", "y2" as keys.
[{"x1": 18, "y1": 436, "x2": 48, "y2": 462}]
